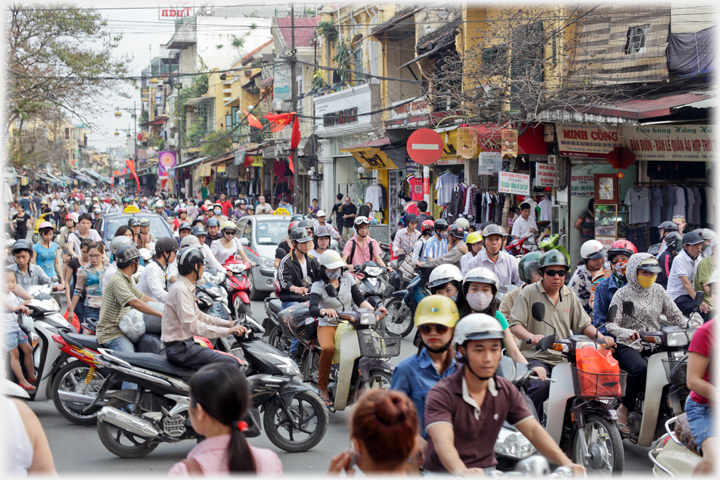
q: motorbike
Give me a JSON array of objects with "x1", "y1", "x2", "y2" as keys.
[
  {"x1": 506, "y1": 233, "x2": 537, "y2": 257},
  {"x1": 222, "y1": 256, "x2": 252, "y2": 320},
  {"x1": 648, "y1": 414, "x2": 702, "y2": 477},
  {"x1": 487, "y1": 454, "x2": 574, "y2": 478},
  {"x1": 352, "y1": 261, "x2": 394, "y2": 309},
  {"x1": 31, "y1": 212, "x2": 58, "y2": 243},
  {"x1": 384, "y1": 265, "x2": 434, "y2": 338},
  {"x1": 531, "y1": 302, "x2": 626, "y2": 475},
  {"x1": 262, "y1": 296, "x2": 291, "y2": 356},
  {"x1": 92, "y1": 315, "x2": 327, "y2": 457},
  {"x1": 280, "y1": 301, "x2": 399, "y2": 412}
]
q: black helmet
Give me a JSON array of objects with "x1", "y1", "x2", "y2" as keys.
[
  {"x1": 192, "y1": 224, "x2": 208, "y2": 237},
  {"x1": 177, "y1": 247, "x2": 204, "y2": 276},
  {"x1": 128, "y1": 218, "x2": 140, "y2": 227},
  {"x1": 682, "y1": 231, "x2": 704, "y2": 246},
  {"x1": 291, "y1": 227, "x2": 313, "y2": 243},
  {"x1": 518, "y1": 252, "x2": 542, "y2": 284},
  {"x1": 116, "y1": 245, "x2": 140, "y2": 266},
  {"x1": 665, "y1": 231, "x2": 682, "y2": 251},
  {"x1": 11, "y1": 239, "x2": 33, "y2": 256},
  {"x1": 538, "y1": 250, "x2": 570, "y2": 270},
  {"x1": 659, "y1": 220, "x2": 678, "y2": 232},
  {"x1": 297, "y1": 219, "x2": 314, "y2": 232},
  {"x1": 434, "y1": 219, "x2": 449, "y2": 231},
  {"x1": 448, "y1": 224, "x2": 465, "y2": 239},
  {"x1": 207, "y1": 218, "x2": 220, "y2": 228},
  {"x1": 178, "y1": 221, "x2": 192, "y2": 232},
  {"x1": 405, "y1": 213, "x2": 419, "y2": 224},
  {"x1": 155, "y1": 237, "x2": 179, "y2": 253}
]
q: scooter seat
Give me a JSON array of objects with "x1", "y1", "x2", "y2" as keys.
[
  {"x1": 268, "y1": 299, "x2": 283, "y2": 315},
  {"x1": 111, "y1": 351, "x2": 197, "y2": 378},
  {"x1": 675, "y1": 413, "x2": 702, "y2": 456},
  {"x1": 66, "y1": 333, "x2": 102, "y2": 351}
]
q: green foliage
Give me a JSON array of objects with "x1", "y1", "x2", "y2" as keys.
[
  {"x1": 244, "y1": 10, "x2": 259, "y2": 18},
  {"x1": 316, "y1": 22, "x2": 339, "y2": 42},
  {"x1": 310, "y1": 69, "x2": 326, "y2": 90},
  {"x1": 334, "y1": 42, "x2": 353, "y2": 81},
  {"x1": 216, "y1": 44, "x2": 224, "y2": 49},
  {"x1": 200, "y1": 130, "x2": 232, "y2": 157},
  {"x1": 250, "y1": 23, "x2": 257, "y2": 30},
  {"x1": 231, "y1": 35, "x2": 245, "y2": 49}
]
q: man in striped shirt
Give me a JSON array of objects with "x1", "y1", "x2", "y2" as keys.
[
  {"x1": 421, "y1": 219, "x2": 449, "y2": 262},
  {"x1": 392, "y1": 214, "x2": 420, "y2": 256}
]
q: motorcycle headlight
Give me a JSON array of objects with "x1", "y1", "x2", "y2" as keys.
[
  {"x1": 494, "y1": 428, "x2": 537, "y2": 459},
  {"x1": 666, "y1": 332, "x2": 689, "y2": 347},
  {"x1": 260, "y1": 257, "x2": 274, "y2": 269},
  {"x1": 367, "y1": 277, "x2": 379, "y2": 287},
  {"x1": 359, "y1": 313, "x2": 377, "y2": 325},
  {"x1": 365, "y1": 267, "x2": 383, "y2": 277},
  {"x1": 230, "y1": 264, "x2": 246, "y2": 274},
  {"x1": 47, "y1": 297, "x2": 60, "y2": 312},
  {"x1": 266, "y1": 352, "x2": 301, "y2": 376}
]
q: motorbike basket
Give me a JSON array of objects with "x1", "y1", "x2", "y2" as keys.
[
  {"x1": 357, "y1": 330, "x2": 401, "y2": 358},
  {"x1": 570, "y1": 365, "x2": 627, "y2": 399},
  {"x1": 662, "y1": 357, "x2": 688, "y2": 387}
]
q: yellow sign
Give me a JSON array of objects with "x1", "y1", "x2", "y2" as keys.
[
  {"x1": 341, "y1": 147, "x2": 399, "y2": 170},
  {"x1": 251, "y1": 156, "x2": 263, "y2": 167},
  {"x1": 217, "y1": 165, "x2": 226, "y2": 173},
  {"x1": 200, "y1": 164, "x2": 212, "y2": 177},
  {"x1": 440, "y1": 129, "x2": 459, "y2": 161},
  {"x1": 274, "y1": 208, "x2": 291, "y2": 216},
  {"x1": 124, "y1": 205, "x2": 140, "y2": 214}
]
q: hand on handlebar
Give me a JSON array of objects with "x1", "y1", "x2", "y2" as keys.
[
  {"x1": 562, "y1": 463, "x2": 587, "y2": 477},
  {"x1": 294, "y1": 286, "x2": 309, "y2": 295},
  {"x1": 699, "y1": 302, "x2": 710, "y2": 314},
  {"x1": 376, "y1": 306, "x2": 388, "y2": 318},
  {"x1": 529, "y1": 334, "x2": 544, "y2": 346},
  {"x1": 628, "y1": 331, "x2": 641, "y2": 342},
  {"x1": 321, "y1": 308, "x2": 338, "y2": 319},
  {"x1": 229, "y1": 324, "x2": 249, "y2": 337},
  {"x1": 600, "y1": 335, "x2": 615, "y2": 348},
  {"x1": 531, "y1": 366, "x2": 548, "y2": 381}
]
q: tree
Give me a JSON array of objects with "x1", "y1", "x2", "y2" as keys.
[
  {"x1": 5, "y1": 3, "x2": 133, "y2": 130},
  {"x1": 6, "y1": 109, "x2": 71, "y2": 175}
]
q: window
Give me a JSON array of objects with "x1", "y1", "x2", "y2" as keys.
[
  {"x1": 624, "y1": 25, "x2": 650, "y2": 55},
  {"x1": 354, "y1": 44, "x2": 364, "y2": 81},
  {"x1": 481, "y1": 46, "x2": 508, "y2": 73}
]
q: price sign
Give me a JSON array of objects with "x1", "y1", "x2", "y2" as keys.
[
  {"x1": 498, "y1": 172, "x2": 530, "y2": 196},
  {"x1": 535, "y1": 163, "x2": 556, "y2": 187}
]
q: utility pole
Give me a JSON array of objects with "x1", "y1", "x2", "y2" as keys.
[{"x1": 290, "y1": 5, "x2": 300, "y2": 215}]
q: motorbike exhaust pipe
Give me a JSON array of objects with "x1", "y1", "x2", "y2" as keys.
[
  {"x1": 57, "y1": 390, "x2": 108, "y2": 406},
  {"x1": 97, "y1": 406, "x2": 160, "y2": 438}
]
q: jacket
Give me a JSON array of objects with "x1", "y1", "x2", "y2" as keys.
[
  {"x1": 592, "y1": 274, "x2": 623, "y2": 337},
  {"x1": 276, "y1": 250, "x2": 321, "y2": 302},
  {"x1": 424, "y1": 241, "x2": 466, "y2": 270}
]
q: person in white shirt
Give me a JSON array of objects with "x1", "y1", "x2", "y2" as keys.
[
  {"x1": 106, "y1": 198, "x2": 121, "y2": 214},
  {"x1": 137, "y1": 237, "x2": 178, "y2": 303},
  {"x1": 460, "y1": 232, "x2": 483, "y2": 276},
  {"x1": 667, "y1": 232, "x2": 711, "y2": 320},
  {"x1": 412, "y1": 219, "x2": 436, "y2": 264},
  {"x1": 313, "y1": 210, "x2": 340, "y2": 240},
  {"x1": 102, "y1": 235, "x2": 134, "y2": 290},
  {"x1": 511, "y1": 202, "x2": 538, "y2": 240},
  {"x1": 67, "y1": 213, "x2": 102, "y2": 259},
  {"x1": 51, "y1": 193, "x2": 61, "y2": 213},
  {"x1": 467, "y1": 224, "x2": 522, "y2": 286},
  {"x1": 210, "y1": 221, "x2": 255, "y2": 266},
  {"x1": 187, "y1": 227, "x2": 226, "y2": 273}
]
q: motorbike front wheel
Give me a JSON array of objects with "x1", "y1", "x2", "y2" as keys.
[
  {"x1": 97, "y1": 398, "x2": 159, "y2": 458},
  {"x1": 51, "y1": 361, "x2": 106, "y2": 425},
  {"x1": 266, "y1": 325, "x2": 291, "y2": 356},
  {"x1": 383, "y1": 298, "x2": 414, "y2": 338},
  {"x1": 263, "y1": 390, "x2": 328, "y2": 452},
  {"x1": 571, "y1": 414, "x2": 624, "y2": 476}
]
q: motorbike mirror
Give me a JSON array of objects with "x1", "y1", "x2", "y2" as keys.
[
  {"x1": 531, "y1": 302, "x2": 545, "y2": 322},
  {"x1": 622, "y1": 301, "x2": 635, "y2": 317},
  {"x1": 607, "y1": 305, "x2": 618, "y2": 322},
  {"x1": 383, "y1": 285, "x2": 395, "y2": 298},
  {"x1": 324, "y1": 284, "x2": 338, "y2": 298},
  {"x1": 536, "y1": 333, "x2": 557, "y2": 351},
  {"x1": 694, "y1": 291, "x2": 705, "y2": 307}
]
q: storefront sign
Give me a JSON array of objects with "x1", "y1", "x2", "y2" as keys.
[
  {"x1": 273, "y1": 61, "x2": 292, "y2": 101},
  {"x1": 158, "y1": 4, "x2": 193, "y2": 20},
  {"x1": 440, "y1": 129, "x2": 459, "y2": 161},
  {"x1": 478, "y1": 152, "x2": 502, "y2": 175},
  {"x1": 390, "y1": 97, "x2": 429, "y2": 120},
  {"x1": 217, "y1": 165, "x2": 226, "y2": 173},
  {"x1": 570, "y1": 175, "x2": 595, "y2": 196},
  {"x1": 200, "y1": 164, "x2": 212, "y2": 177},
  {"x1": 345, "y1": 147, "x2": 399, "y2": 170},
  {"x1": 556, "y1": 123, "x2": 623, "y2": 158},
  {"x1": 314, "y1": 83, "x2": 379, "y2": 135},
  {"x1": 251, "y1": 156, "x2": 263, "y2": 167},
  {"x1": 622, "y1": 125, "x2": 716, "y2": 161},
  {"x1": 234, "y1": 150, "x2": 246, "y2": 166},
  {"x1": 499, "y1": 172, "x2": 530, "y2": 196},
  {"x1": 535, "y1": 163, "x2": 556, "y2": 187},
  {"x1": 501, "y1": 129, "x2": 518, "y2": 157},
  {"x1": 596, "y1": 236, "x2": 615, "y2": 250}
]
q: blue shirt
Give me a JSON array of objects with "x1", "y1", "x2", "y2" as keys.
[
  {"x1": 423, "y1": 236, "x2": 448, "y2": 261},
  {"x1": 32, "y1": 242, "x2": 59, "y2": 278},
  {"x1": 592, "y1": 275, "x2": 624, "y2": 338},
  {"x1": 391, "y1": 348, "x2": 458, "y2": 438}
]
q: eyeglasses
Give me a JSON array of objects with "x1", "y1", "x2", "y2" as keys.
[
  {"x1": 419, "y1": 324, "x2": 449, "y2": 334},
  {"x1": 224, "y1": 230, "x2": 236, "y2": 235},
  {"x1": 544, "y1": 270, "x2": 568, "y2": 277}
]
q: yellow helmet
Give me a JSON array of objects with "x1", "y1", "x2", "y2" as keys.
[
  {"x1": 466, "y1": 232, "x2": 482, "y2": 245},
  {"x1": 221, "y1": 220, "x2": 237, "y2": 231},
  {"x1": 414, "y1": 295, "x2": 459, "y2": 328}
]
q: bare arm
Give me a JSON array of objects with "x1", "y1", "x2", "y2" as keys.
[
  {"x1": 54, "y1": 248, "x2": 62, "y2": 279},
  {"x1": 574, "y1": 217, "x2": 583, "y2": 231},
  {"x1": 14, "y1": 399, "x2": 57, "y2": 475},
  {"x1": 582, "y1": 324, "x2": 614, "y2": 348},
  {"x1": 681, "y1": 275, "x2": 697, "y2": 298},
  {"x1": 426, "y1": 423, "x2": 468, "y2": 475},
  {"x1": 687, "y1": 352, "x2": 715, "y2": 402},
  {"x1": 515, "y1": 418, "x2": 584, "y2": 476}
]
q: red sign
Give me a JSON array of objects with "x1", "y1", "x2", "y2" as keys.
[{"x1": 407, "y1": 129, "x2": 443, "y2": 165}]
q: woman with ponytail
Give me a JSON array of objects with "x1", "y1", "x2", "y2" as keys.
[{"x1": 169, "y1": 364, "x2": 282, "y2": 476}]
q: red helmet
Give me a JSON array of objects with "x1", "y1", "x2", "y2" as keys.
[
  {"x1": 421, "y1": 219, "x2": 435, "y2": 233},
  {"x1": 65, "y1": 213, "x2": 75, "y2": 221},
  {"x1": 608, "y1": 240, "x2": 637, "y2": 261},
  {"x1": 288, "y1": 220, "x2": 300, "y2": 233},
  {"x1": 200, "y1": 205, "x2": 208, "y2": 212}
]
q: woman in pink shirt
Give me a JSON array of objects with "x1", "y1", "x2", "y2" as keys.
[{"x1": 169, "y1": 364, "x2": 283, "y2": 476}]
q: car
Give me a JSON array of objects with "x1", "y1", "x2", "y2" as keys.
[
  {"x1": 102, "y1": 212, "x2": 174, "y2": 250},
  {"x1": 235, "y1": 214, "x2": 290, "y2": 300}
]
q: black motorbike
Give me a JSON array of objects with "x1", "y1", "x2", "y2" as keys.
[
  {"x1": 352, "y1": 261, "x2": 394, "y2": 308},
  {"x1": 263, "y1": 296, "x2": 293, "y2": 356}
]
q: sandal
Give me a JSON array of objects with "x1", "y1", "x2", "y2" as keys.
[
  {"x1": 617, "y1": 423, "x2": 631, "y2": 435},
  {"x1": 317, "y1": 390, "x2": 334, "y2": 408},
  {"x1": 19, "y1": 383, "x2": 37, "y2": 392}
]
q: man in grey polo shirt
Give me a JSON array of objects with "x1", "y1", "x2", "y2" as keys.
[
  {"x1": 466, "y1": 224, "x2": 521, "y2": 286},
  {"x1": 668, "y1": 231, "x2": 711, "y2": 319}
]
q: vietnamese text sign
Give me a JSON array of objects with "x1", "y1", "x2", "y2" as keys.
[
  {"x1": 158, "y1": 3, "x2": 193, "y2": 20},
  {"x1": 273, "y1": 61, "x2": 292, "y2": 101},
  {"x1": 556, "y1": 123, "x2": 623, "y2": 158},
  {"x1": 571, "y1": 175, "x2": 595, "y2": 196},
  {"x1": 478, "y1": 152, "x2": 502, "y2": 175},
  {"x1": 622, "y1": 125, "x2": 716, "y2": 161},
  {"x1": 499, "y1": 172, "x2": 530, "y2": 196},
  {"x1": 535, "y1": 163, "x2": 556, "y2": 187}
]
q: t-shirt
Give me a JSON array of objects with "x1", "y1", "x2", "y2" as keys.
[
  {"x1": 408, "y1": 176, "x2": 424, "y2": 201},
  {"x1": 19, "y1": 198, "x2": 32, "y2": 213},
  {"x1": 578, "y1": 210, "x2": 594, "y2": 238},
  {"x1": 538, "y1": 198, "x2": 553, "y2": 222},
  {"x1": 624, "y1": 187, "x2": 651, "y2": 224},
  {"x1": 331, "y1": 202, "x2": 342, "y2": 219},
  {"x1": 667, "y1": 249, "x2": 700, "y2": 300},
  {"x1": 673, "y1": 186, "x2": 686, "y2": 218},
  {"x1": 694, "y1": 256, "x2": 715, "y2": 309},
  {"x1": 511, "y1": 216, "x2": 533, "y2": 238},
  {"x1": 651, "y1": 187, "x2": 664, "y2": 226},
  {"x1": 12, "y1": 213, "x2": 29, "y2": 240},
  {"x1": 688, "y1": 319, "x2": 713, "y2": 405},
  {"x1": 68, "y1": 229, "x2": 102, "y2": 257},
  {"x1": 435, "y1": 173, "x2": 458, "y2": 206},
  {"x1": 96, "y1": 270, "x2": 145, "y2": 344},
  {"x1": 341, "y1": 203, "x2": 357, "y2": 228},
  {"x1": 32, "y1": 242, "x2": 59, "y2": 278}
]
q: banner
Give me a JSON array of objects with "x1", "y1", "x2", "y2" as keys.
[
  {"x1": 125, "y1": 159, "x2": 139, "y2": 191},
  {"x1": 234, "y1": 150, "x2": 246, "y2": 166},
  {"x1": 478, "y1": 152, "x2": 502, "y2": 175},
  {"x1": 556, "y1": 123, "x2": 623, "y2": 158},
  {"x1": 571, "y1": 174, "x2": 595, "y2": 196},
  {"x1": 622, "y1": 125, "x2": 716, "y2": 161},
  {"x1": 158, "y1": 151, "x2": 177, "y2": 179},
  {"x1": 535, "y1": 163, "x2": 556, "y2": 187},
  {"x1": 499, "y1": 172, "x2": 530, "y2": 196}
]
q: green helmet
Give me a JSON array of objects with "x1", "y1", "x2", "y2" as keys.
[
  {"x1": 538, "y1": 250, "x2": 570, "y2": 270},
  {"x1": 518, "y1": 252, "x2": 542, "y2": 283}
]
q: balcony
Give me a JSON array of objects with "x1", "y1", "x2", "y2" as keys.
[{"x1": 167, "y1": 18, "x2": 196, "y2": 49}]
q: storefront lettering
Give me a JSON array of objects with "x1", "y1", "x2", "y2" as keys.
[
  {"x1": 628, "y1": 137, "x2": 717, "y2": 153},
  {"x1": 443, "y1": 143, "x2": 457, "y2": 156},
  {"x1": 357, "y1": 150, "x2": 387, "y2": 168},
  {"x1": 561, "y1": 129, "x2": 619, "y2": 142},
  {"x1": 160, "y1": 7, "x2": 192, "y2": 18}
]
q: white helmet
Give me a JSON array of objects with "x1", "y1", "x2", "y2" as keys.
[
  {"x1": 180, "y1": 234, "x2": 201, "y2": 248},
  {"x1": 453, "y1": 313, "x2": 505, "y2": 346},
  {"x1": 110, "y1": 235, "x2": 133, "y2": 255},
  {"x1": 463, "y1": 267, "x2": 499, "y2": 295},
  {"x1": 580, "y1": 240, "x2": 606, "y2": 260},
  {"x1": 428, "y1": 265, "x2": 463, "y2": 289},
  {"x1": 454, "y1": 218, "x2": 470, "y2": 231},
  {"x1": 319, "y1": 250, "x2": 345, "y2": 270},
  {"x1": 354, "y1": 216, "x2": 370, "y2": 227},
  {"x1": 155, "y1": 200, "x2": 165, "y2": 208},
  {"x1": 702, "y1": 229, "x2": 717, "y2": 241},
  {"x1": 316, "y1": 210, "x2": 327, "y2": 217}
]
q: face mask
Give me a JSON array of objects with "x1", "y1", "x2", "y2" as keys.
[
  {"x1": 612, "y1": 261, "x2": 627, "y2": 277},
  {"x1": 326, "y1": 269, "x2": 342, "y2": 280},
  {"x1": 439, "y1": 232, "x2": 449, "y2": 240},
  {"x1": 449, "y1": 293, "x2": 459, "y2": 302},
  {"x1": 214, "y1": 209, "x2": 222, "y2": 215},
  {"x1": 638, "y1": 274, "x2": 657, "y2": 289},
  {"x1": 467, "y1": 291, "x2": 494, "y2": 312}
]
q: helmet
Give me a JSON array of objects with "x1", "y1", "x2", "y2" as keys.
[
  {"x1": 246, "y1": 204, "x2": 255, "y2": 211},
  {"x1": 11, "y1": 239, "x2": 33, "y2": 256},
  {"x1": 178, "y1": 208, "x2": 187, "y2": 214},
  {"x1": 71, "y1": 212, "x2": 80, "y2": 223},
  {"x1": 539, "y1": 250, "x2": 571, "y2": 270},
  {"x1": 40, "y1": 199, "x2": 48, "y2": 205},
  {"x1": 518, "y1": 252, "x2": 542, "y2": 284},
  {"x1": 298, "y1": 219, "x2": 314, "y2": 232},
  {"x1": 434, "y1": 219, "x2": 449, "y2": 231},
  {"x1": 659, "y1": 220, "x2": 679, "y2": 232},
  {"x1": 481, "y1": 224, "x2": 508, "y2": 239},
  {"x1": 702, "y1": 229, "x2": 717, "y2": 241},
  {"x1": 93, "y1": 206, "x2": 102, "y2": 214},
  {"x1": 138, "y1": 198, "x2": 146, "y2": 204},
  {"x1": 122, "y1": 197, "x2": 130, "y2": 203},
  {"x1": 414, "y1": 295, "x2": 460, "y2": 328},
  {"x1": 38, "y1": 221, "x2": 54, "y2": 232},
  {"x1": 664, "y1": 231, "x2": 682, "y2": 251},
  {"x1": 354, "y1": 216, "x2": 370, "y2": 228},
  {"x1": 316, "y1": 210, "x2": 327, "y2": 217},
  {"x1": 57, "y1": 200, "x2": 66, "y2": 207},
  {"x1": 315, "y1": 226, "x2": 332, "y2": 238},
  {"x1": 221, "y1": 221, "x2": 237, "y2": 232},
  {"x1": 607, "y1": 240, "x2": 637, "y2": 262},
  {"x1": 178, "y1": 221, "x2": 192, "y2": 232},
  {"x1": 65, "y1": 213, "x2": 75, "y2": 221},
  {"x1": 110, "y1": 235, "x2": 133, "y2": 255},
  {"x1": 465, "y1": 232, "x2": 482, "y2": 245},
  {"x1": 638, "y1": 256, "x2": 663, "y2": 274},
  {"x1": 238, "y1": 199, "x2": 246, "y2": 206},
  {"x1": 454, "y1": 218, "x2": 470, "y2": 231},
  {"x1": 288, "y1": 220, "x2": 300, "y2": 233},
  {"x1": 155, "y1": 200, "x2": 164, "y2": 208},
  {"x1": 682, "y1": 232, "x2": 704, "y2": 246},
  {"x1": 428, "y1": 265, "x2": 463, "y2": 289},
  {"x1": 180, "y1": 235, "x2": 201, "y2": 248},
  {"x1": 116, "y1": 245, "x2": 141, "y2": 265},
  {"x1": 213, "y1": 202, "x2": 222, "y2": 209},
  {"x1": 177, "y1": 247, "x2": 204, "y2": 275},
  {"x1": 319, "y1": 250, "x2": 345, "y2": 269},
  {"x1": 448, "y1": 224, "x2": 465, "y2": 239},
  {"x1": 421, "y1": 219, "x2": 435, "y2": 233},
  {"x1": 453, "y1": 313, "x2": 505, "y2": 346},
  {"x1": 405, "y1": 213, "x2": 419, "y2": 224},
  {"x1": 191, "y1": 225, "x2": 208, "y2": 237},
  {"x1": 290, "y1": 214, "x2": 304, "y2": 222},
  {"x1": 155, "y1": 237, "x2": 179, "y2": 253},
  {"x1": 580, "y1": 240, "x2": 606, "y2": 260},
  {"x1": 139, "y1": 218, "x2": 150, "y2": 227},
  {"x1": 206, "y1": 218, "x2": 220, "y2": 228},
  {"x1": 200, "y1": 205, "x2": 209, "y2": 212},
  {"x1": 291, "y1": 227, "x2": 313, "y2": 243},
  {"x1": 128, "y1": 218, "x2": 140, "y2": 227},
  {"x1": 463, "y1": 267, "x2": 499, "y2": 295}
]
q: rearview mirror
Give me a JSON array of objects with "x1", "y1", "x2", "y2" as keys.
[
  {"x1": 694, "y1": 292, "x2": 705, "y2": 307},
  {"x1": 240, "y1": 238, "x2": 249, "y2": 246},
  {"x1": 622, "y1": 301, "x2": 635, "y2": 317},
  {"x1": 531, "y1": 302, "x2": 545, "y2": 322},
  {"x1": 324, "y1": 284, "x2": 338, "y2": 298},
  {"x1": 536, "y1": 333, "x2": 557, "y2": 351},
  {"x1": 607, "y1": 305, "x2": 618, "y2": 322}
]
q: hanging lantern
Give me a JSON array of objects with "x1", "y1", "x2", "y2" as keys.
[
  {"x1": 243, "y1": 154, "x2": 254, "y2": 167},
  {"x1": 457, "y1": 126, "x2": 477, "y2": 159},
  {"x1": 606, "y1": 146, "x2": 635, "y2": 169}
]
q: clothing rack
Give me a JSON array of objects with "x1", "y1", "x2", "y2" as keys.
[{"x1": 634, "y1": 181, "x2": 708, "y2": 186}]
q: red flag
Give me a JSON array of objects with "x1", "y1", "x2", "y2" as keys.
[
  {"x1": 288, "y1": 152, "x2": 294, "y2": 173},
  {"x1": 264, "y1": 112, "x2": 295, "y2": 133},
  {"x1": 290, "y1": 115, "x2": 300, "y2": 150},
  {"x1": 242, "y1": 109, "x2": 263, "y2": 129},
  {"x1": 125, "y1": 159, "x2": 140, "y2": 192}
]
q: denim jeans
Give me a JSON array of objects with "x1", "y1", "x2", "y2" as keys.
[
  {"x1": 685, "y1": 396, "x2": 714, "y2": 453},
  {"x1": 281, "y1": 301, "x2": 300, "y2": 356},
  {"x1": 102, "y1": 335, "x2": 137, "y2": 391},
  {"x1": 83, "y1": 306, "x2": 100, "y2": 332}
]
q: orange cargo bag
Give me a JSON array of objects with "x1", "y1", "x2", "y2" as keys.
[
  {"x1": 575, "y1": 347, "x2": 623, "y2": 398},
  {"x1": 63, "y1": 310, "x2": 81, "y2": 334}
]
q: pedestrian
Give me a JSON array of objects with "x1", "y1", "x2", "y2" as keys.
[
  {"x1": 330, "y1": 193, "x2": 344, "y2": 237},
  {"x1": 574, "y1": 198, "x2": 595, "y2": 241},
  {"x1": 340, "y1": 196, "x2": 357, "y2": 242},
  {"x1": 12, "y1": 204, "x2": 32, "y2": 241},
  {"x1": 32, "y1": 222, "x2": 61, "y2": 279},
  {"x1": 255, "y1": 195, "x2": 273, "y2": 215}
]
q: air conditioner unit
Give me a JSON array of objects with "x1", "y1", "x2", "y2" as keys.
[{"x1": 547, "y1": 154, "x2": 557, "y2": 165}]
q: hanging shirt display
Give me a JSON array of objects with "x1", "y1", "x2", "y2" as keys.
[
  {"x1": 538, "y1": 197, "x2": 553, "y2": 222},
  {"x1": 706, "y1": 186, "x2": 715, "y2": 225},
  {"x1": 435, "y1": 172, "x2": 458, "y2": 206},
  {"x1": 672, "y1": 185, "x2": 686, "y2": 218},
  {"x1": 408, "y1": 175, "x2": 424, "y2": 201},
  {"x1": 650, "y1": 187, "x2": 663, "y2": 225},
  {"x1": 365, "y1": 184, "x2": 384, "y2": 212},
  {"x1": 662, "y1": 186, "x2": 676, "y2": 222},
  {"x1": 684, "y1": 186, "x2": 695, "y2": 224},
  {"x1": 624, "y1": 186, "x2": 651, "y2": 224}
]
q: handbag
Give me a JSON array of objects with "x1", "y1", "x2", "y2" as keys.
[{"x1": 575, "y1": 348, "x2": 623, "y2": 398}]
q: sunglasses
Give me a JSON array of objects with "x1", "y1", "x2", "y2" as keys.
[
  {"x1": 224, "y1": 230, "x2": 236, "y2": 235},
  {"x1": 544, "y1": 269, "x2": 568, "y2": 277},
  {"x1": 419, "y1": 324, "x2": 449, "y2": 334}
]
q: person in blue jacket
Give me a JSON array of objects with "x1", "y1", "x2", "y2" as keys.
[{"x1": 593, "y1": 240, "x2": 637, "y2": 336}]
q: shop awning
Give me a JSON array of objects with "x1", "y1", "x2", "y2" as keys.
[
  {"x1": 210, "y1": 154, "x2": 235, "y2": 166},
  {"x1": 340, "y1": 137, "x2": 391, "y2": 150},
  {"x1": 185, "y1": 97, "x2": 212, "y2": 108},
  {"x1": 177, "y1": 156, "x2": 208, "y2": 168},
  {"x1": 339, "y1": 137, "x2": 399, "y2": 170},
  {"x1": 224, "y1": 97, "x2": 240, "y2": 107},
  {"x1": 140, "y1": 116, "x2": 167, "y2": 127},
  {"x1": 575, "y1": 93, "x2": 715, "y2": 120},
  {"x1": 371, "y1": 7, "x2": 424, "y2": 37}
]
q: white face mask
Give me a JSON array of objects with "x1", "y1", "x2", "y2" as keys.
[
  {"x1": 466, "y1": 291, "x2": 494, "y2": 312},
  {"x1": 214, "y1": 209, "x2": 222, "y2": 215}
]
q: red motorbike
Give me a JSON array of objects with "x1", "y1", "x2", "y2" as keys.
[
  {"x1": 505, "y1": 233, "x2": 536, "y2": 257},
  {"x1": 223, "y1": 256, "x2": 253, "y2": 320}
]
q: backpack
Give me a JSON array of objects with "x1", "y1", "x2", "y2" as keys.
[
  {"x1": 358, "y1": 204, "x2": 371, "y2": 218},
  {"x1": 348, "y1": 238, "x2": 377, "y2": 265}
]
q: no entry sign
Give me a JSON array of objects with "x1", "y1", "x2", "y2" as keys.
[{"x1": 407, "y1": 128, "x2": 444, "y2": 165}]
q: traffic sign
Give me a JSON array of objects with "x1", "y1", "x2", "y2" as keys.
[{"x1": 407, "y1": 129, "x2": 443, "y2": 165}]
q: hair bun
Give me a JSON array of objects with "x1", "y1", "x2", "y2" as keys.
[{"x1": 373, "y1": 390, "x2": 409, "y2": 425}]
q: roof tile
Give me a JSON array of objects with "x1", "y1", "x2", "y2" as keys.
[{"x1": 276, "y1": 16, "x2": 321, "y2": 47}]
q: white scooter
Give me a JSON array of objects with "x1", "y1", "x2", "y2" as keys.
[{"x1": 648, "y1": 415, "x2": 702, "y2": 477}]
